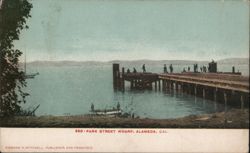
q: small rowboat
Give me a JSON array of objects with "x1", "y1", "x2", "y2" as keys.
[
  {"x1": 90, "y1": 102, "x2": 121, "y2": 116},
  {"x1": 91, "y1": 108, "x2": 122, "y2": 116}
]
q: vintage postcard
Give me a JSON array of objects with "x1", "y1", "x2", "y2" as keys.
[{"x1": 0, "y1": 0, "x2": 249, "y2": 152}]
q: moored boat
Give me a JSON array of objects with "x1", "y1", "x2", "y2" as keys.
[
  {"x1": 91, "y1": 108, "x2": 122, "y2": 116},
  {"x1": 90, "y1": 102, "x2": 122, "y2": 116}
]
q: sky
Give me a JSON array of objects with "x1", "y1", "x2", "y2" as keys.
[{"x1": 14, "y1": 0, "x2": 249, "y2": 62}]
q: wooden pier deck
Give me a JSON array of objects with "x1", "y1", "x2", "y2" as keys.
[
  {"x1": 113, "y1": 64, "x2": 249, "y2": 108},
  {"x1": 159, "y1": 73, "x2": 249, "y2": 93}
]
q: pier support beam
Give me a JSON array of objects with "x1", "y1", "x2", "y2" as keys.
[
  {"x1": 158, "y1": 80, "x2": 161, "y2": 91},
  {"x1": 240, "y1": 94, "x2": 244, "y2": 109},
  {"x1": 162, "y1": 80, "x2": 166, "y2": 91},
  {"x1": 181, "y1": 82, "x2": 184, "y2": 92},
  {"x1": 170, "y1": 81, "x2": 174, "y2": 90},
  {"x1": 202, "y1": 88, "x2": 206, "y2": 99},
  {"x1": 194, "y1": 85, "x2": 197, "y2": 96},
  {"x1": 224, "y1": 92, "x2": 228, "y2": 111},
  {"x1": 113, "y1": 63, "x2": 120, "y2": 89},
  {"x1": 166, "y1": 80, "x2": 170, "y2": 89},
  {"x1": 175, "y1": 82, "x2": 179, "y2": 91},
  {"x1": 214, "y1": 88, "x2": 217, "y2": 102},
  {"x1": 130, "y1": 80, "x2": 134, "y2": 89},
  {"x1": 188, "y1": 84, "x2": 191, "y2": 94},
  {"x1": 121, "y1": 67, "x2": 125, "y2": 91}
]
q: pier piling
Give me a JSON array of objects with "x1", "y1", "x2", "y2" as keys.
[
  {"x1": 113, "y1": 63, "x2": 120, "y2": 89},
  {"x1": 240, "y1": 95, "x2": 244, "y2": 109},
  {"x1": 203, "y1": 88, "x2": 206, "y2": 99},
  {"x1": 194, "y1": 85, "x2": 197, "y2": 96},
  {"x1": 214, "y1": 88, "x2": 217, "y2": 102}
]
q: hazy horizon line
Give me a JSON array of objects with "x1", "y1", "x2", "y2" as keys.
[{"x1": 22, "y1": 57, "x2": 249, "y2": 63}]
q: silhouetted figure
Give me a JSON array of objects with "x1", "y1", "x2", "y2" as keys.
[
  {"x1": 127, "y1": 69, "x2": 130, "y2": 73},
  {"x1": 232, "y1": 66, "x2": 235, "y2": 73},
  {"x1": 169, "y1": 64, "x2": 173, "y2": 73},
  {"x1": 133, "y1": 67, "x2": 137, "y2": 73},
  {"x1": 188, "y1": 66, "x2": 190, "y2": 72},
  {"x1": 183, "y1": 68, "x2": 186, "y2": 72},
  {"x1": 91, "y1": 103, "x2": 94, "y2": 111},
  {"x1": 164, "y1": 64, "x2": 168, "y2": 73},
  {"x1": 193, "y1": 64, "x2": 197, "y2": 72},
  {"x1": 200, "y1": 67, "x2": 203, "y2": 72},
  {"x1": 117, "y1": 102, "x2": 120, "y2": 110},
  {"x1": 202, "y1": 66, "x2": 206, "y2": 73},
  {"x1": 142, "y1": 64, "x2": 146, "y2": 73}
]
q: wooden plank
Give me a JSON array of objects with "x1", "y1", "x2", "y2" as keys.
[
  {"x1": 159, "y1": 74, "x2": 249, "y2": 87},
  {"x1": 159, "y1": 76, "x2": 249, "y2": 93}
]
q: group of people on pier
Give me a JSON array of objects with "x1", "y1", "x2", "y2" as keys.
[
  {"x1": 182, "y1": 64, "x2": 209, "y2": 73},
  {"x1": 163, "y1": 64, "x2": 173, "y2": 73},
  {"x1": 127, "y1": 64, "x2": 147, "y2": 74},
  {"x1": 123, "y1": 60, "x2": 240, "y2": 76},
  {"x1": 126, "y1": 64, "x2": 175, "y2": 74}
]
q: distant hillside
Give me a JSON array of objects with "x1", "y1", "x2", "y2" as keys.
[
  {"x1": 26, "y1": 60, "x2": 107, "y2": 66},
  {"x1": 217, "y1": 58, "x2": 249, "y2": 64},
  {"x1": 108, "y1": 59, "x2": 209, "y2": 66},
  {"x1": 25, "y1": 58, "x2": 249, "y2": 66}
]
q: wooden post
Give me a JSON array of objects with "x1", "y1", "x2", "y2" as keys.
[
  {"x1": 203, "y1": 88, "x2": 206, "y2": 99},
  {"x1": 166, "y1": 80, "x2": 169, "y2": 88},
  {"x1": 175, "y1": 82, "x2": 178, "y2": 90},
  {"x1": 179, "y1": 82, "x2": 182, "y2": 91},
  {"x1": 158, "y1": 80, "x2": 161, "y2": 91},
  {"x1": 180, "y1": 82, "x2": 183, "y2": 92},
  {"x1": 121, "y1": 67, "x2": 125, "y2": 91},
  {"x1": 188, "y1": 84, "x2": 191, "y2": 94},
  {"x1": 154, "y1": 81, "x2": 157, "y2": 90},
  {"x1": 224, "y1": 92, "x2": 227, "y2": 111},
  {"x1": 170, "y1": 81, "x2": 173, "y2": 90},
  {"x1": 240, "y1": 94, "x2": 244, "y2": 109},
  {"x1": 113, "y1": 63, "x2": 120, "y2": 89},
  {"x1": 224, "y1": 91, "x2": 227, "y2": 106},
  {"x1": 182, "y1": 82, "x2": 185, "y2": 92},
  {"x1": 194, "y1": 85, "x2": 197, "y2": 96},
  {"x1": 131, "y1": 80, "x2": 134, "y2": 89},
  {"x1": 214, "y1": 88, "x2": 217, "y2": 102},
  {"x1": 162, "y1": 80, "x2": 166, "y2": 91}
]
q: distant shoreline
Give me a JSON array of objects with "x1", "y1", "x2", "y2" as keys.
[{"x1": 21, "y1": 57, "x2": 249, "y2": 66}]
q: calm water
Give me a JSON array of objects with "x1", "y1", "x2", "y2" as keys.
[{"x1": 22, "y1": 64, "x2": 248, "y2": 119}]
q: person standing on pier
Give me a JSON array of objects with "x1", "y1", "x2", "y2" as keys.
[
  {"x1": 142, "y1": 64, "x2": 146, "y2": 73},
  {"x1": 169, "y1": 64, "x2": 173, "y2": 73},
  {"x1": 193, "y1": 64, "x2": 198, "y2": 73},
  {"x1": 91, "y1": 103, "x2": 94, "y2": 112},
  {"x1": 133, "y1": 67, "x2": 137, "y2": 73},
  {"x1": 164, "y1": 64, "x2": 168, "y2": 73},
  {"x1": 117, "y1": 102, "x2": 120, "y2": 110}
]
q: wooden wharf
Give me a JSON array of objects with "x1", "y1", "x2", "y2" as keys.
[{"x1": 113, "y1": 63, "x2": 249, "y2": 108}]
